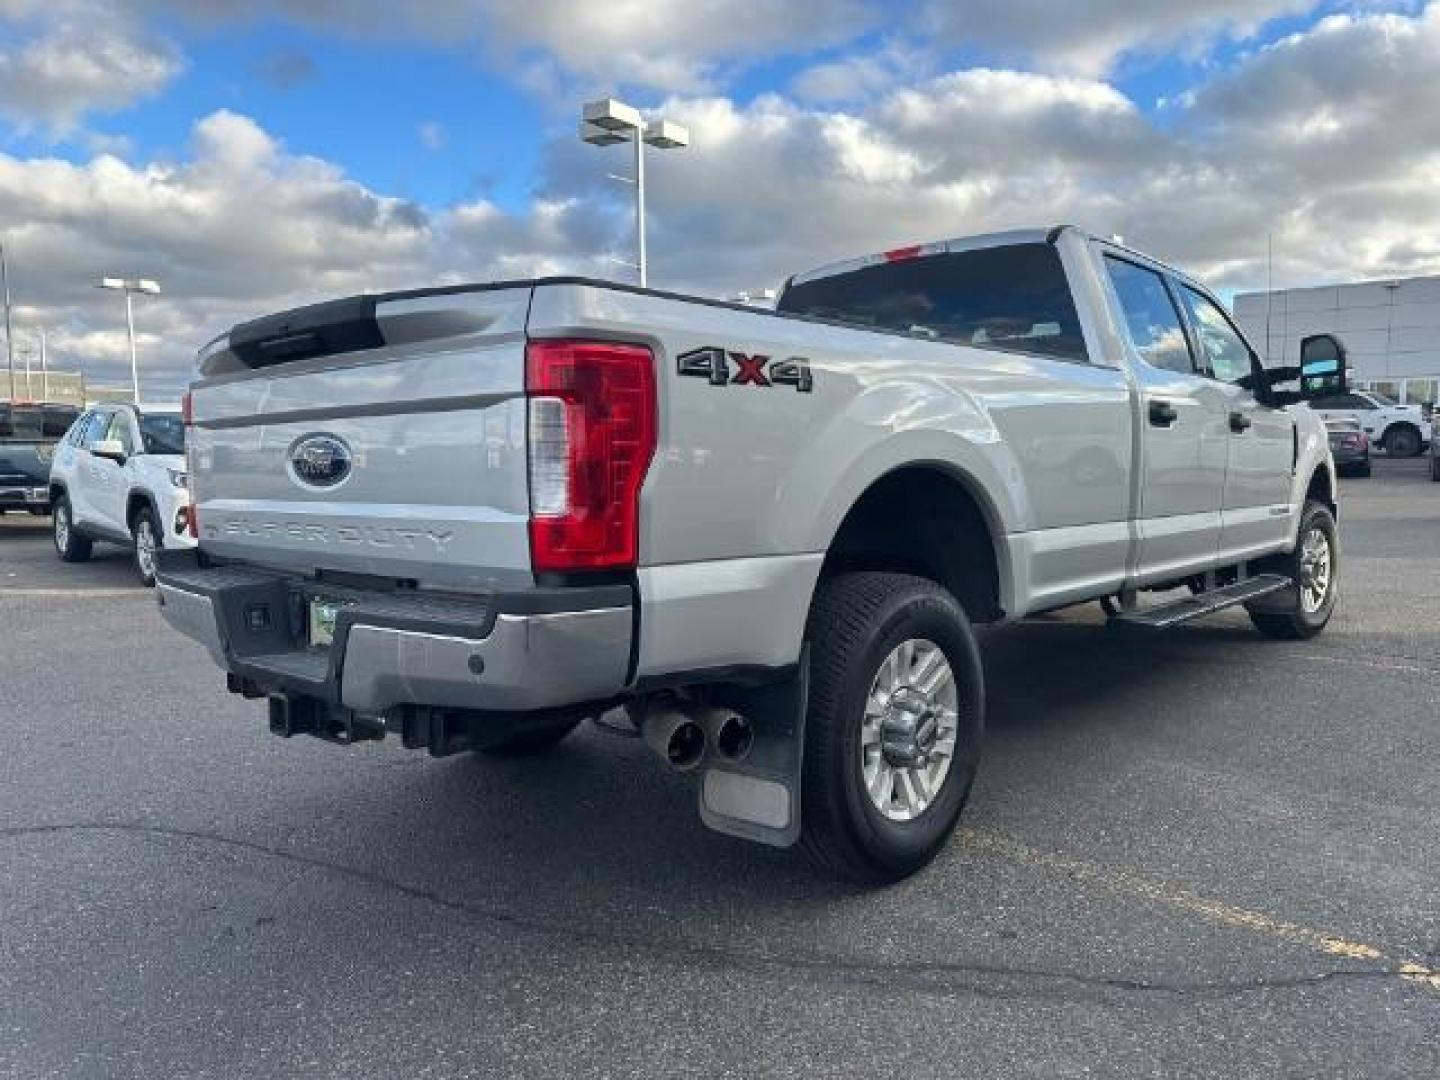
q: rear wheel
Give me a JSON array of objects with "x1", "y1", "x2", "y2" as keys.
[
  {"x1": 131, "y1": 505, "x2": 161, "y2": 587},
  {"x1": 1248, "y1": 500, "x2": 1338, "y2": 640},
  {"x1": 799, "y1": 572, "x2": 984, "y2": 883},
  {"x1": 52, "y1": 495, "x2": 92, "y2": 563},
  {"x1": 1384, "y1": 424, "x2": 1422, "y2": 458}
]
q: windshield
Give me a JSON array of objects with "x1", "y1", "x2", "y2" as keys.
[{"x1": 138, "y1": 413, "x2": 186, "y2": 454}]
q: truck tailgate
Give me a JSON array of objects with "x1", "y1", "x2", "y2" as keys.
[{"x1": 189, "y1": 287, "x2": 534, "y2": 592}]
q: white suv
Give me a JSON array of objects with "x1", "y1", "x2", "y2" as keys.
[
  {"x1": 48, "y1": 403, "x2": 195, "y2": 585},
  {"x1": 1309, "y1": 390, "x2": 1429, "y2": 457}
]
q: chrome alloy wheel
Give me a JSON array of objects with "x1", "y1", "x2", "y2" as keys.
[
  {"x1": 134, "y1": 517, "x2": 158, "y2": 581},
  {"x1": 861, "y1": 638, "x2": 960, "y2": 822},
  {"x1": 54, "y1": 503, "x2": 70, "y2": 553},
  {"x1": 1298, "y1": 525, "x2": 1333, "y2": 614}
]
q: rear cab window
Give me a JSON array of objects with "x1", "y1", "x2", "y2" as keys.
[{"x1": 777, "y1": 242, "x2": 1089, "y2": 363}]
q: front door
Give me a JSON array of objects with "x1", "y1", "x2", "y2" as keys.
[
  {"x1": 1102, "y1": 255, "x2": 1229, "y2": 584},
  {"x1": 1175, "y1": 284, "x2": 1296, "y2": 561}
]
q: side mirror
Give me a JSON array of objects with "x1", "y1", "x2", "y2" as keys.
[
  {"x1": 1297, "y1": 334, "x2": 1348, "y2": 399},
  {"x1": 1258, "y1": 333, "x2": 1349, "y2": 406},
  {"x1": 91, "y1": 438, "x2": 127, "y2": 464}
]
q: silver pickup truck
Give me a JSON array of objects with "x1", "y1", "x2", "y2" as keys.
[{"x1": 156, "y1": 226, "x2": 1346, "y2": 882}]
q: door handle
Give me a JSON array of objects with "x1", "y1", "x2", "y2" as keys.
[
  {"x1": 1148, "y1": 400, "x2": 1178, "y2": 427},
  {"x1": 1229, "y1": 411, "x2": 1253, "y2": 434}
]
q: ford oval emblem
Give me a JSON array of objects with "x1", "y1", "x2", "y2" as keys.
[{"x1": 288, "y1": 434, "x2": 353, "y2": 489}]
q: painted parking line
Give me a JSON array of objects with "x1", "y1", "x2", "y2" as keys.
[{"x1": 960, "y1": 827, "x2": 1440, "y2": 992}]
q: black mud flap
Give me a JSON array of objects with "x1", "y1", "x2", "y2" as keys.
[{"x1": 697, "y1": 648, "x2": 809, "y2": 849}]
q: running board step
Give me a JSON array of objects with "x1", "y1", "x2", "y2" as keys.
[{"x1": 1111, "y1": 574, "x2": 1291, "y2": 630}]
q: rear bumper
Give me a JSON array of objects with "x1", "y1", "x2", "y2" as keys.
[{"x1": 154, "y1": 552, "x2": 633, "y2": 715}]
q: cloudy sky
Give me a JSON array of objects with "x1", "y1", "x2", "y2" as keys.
[{"x1": 1, "y1": 0, "x2": 1438, "y2": 398}]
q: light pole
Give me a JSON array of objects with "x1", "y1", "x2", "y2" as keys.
[
  {"x1": 99, "y1": 276, "x2": 160, "y2": 404},
  {"x1": 580, "y1": 98, "x2": 689, "y2": 288},
  {"x1": 2, "y1": 237, "x2": 14, "y2": 402}
]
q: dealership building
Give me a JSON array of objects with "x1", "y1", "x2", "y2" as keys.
[{"x1": 1233, "y1": 273, "x2": 1440, "y2": 408}]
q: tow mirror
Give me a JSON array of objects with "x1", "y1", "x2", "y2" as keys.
[
  {"x1": 1298, "y1": 334, "x2": 1348, "y2": 399},
  {"x1": 1259, "y1": 333, "x2": 1349, "y2": 405},
  {"x1": 91, "y1": 438, "x2": 127, "y2": 464}
]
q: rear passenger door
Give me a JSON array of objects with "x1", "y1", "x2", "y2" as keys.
[
  {"x1": 68, "y1": 410, "x2": 109, "y2": 527},
  {"x1": 90, "y1": 410, "x2": 136, "y2": 534},
  {"x1": 1102, "y1": 255, "x2": 1230, "y2": 583}
]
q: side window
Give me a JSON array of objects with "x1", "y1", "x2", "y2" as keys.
[
  {"x1": 1177, "y1": 286, "x2": 1254, "y2": 385},
  {"x1": 80, "y1": 411, "x2": 110, "y2": 450},
  {"x1": 66, "y1": 412, "x2": 92, "y2": 446},
  {"x1": 1104, "y1": 257, "x2": 1195, "y2": 374},
  {"x1": 105, "y1": 411, "x2": 136, "y2": 454},
  {"x1": 1308, "y1": 396, "x2": 1344, "y2": 411}
]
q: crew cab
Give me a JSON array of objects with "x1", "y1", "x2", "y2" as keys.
[
  {"x1": 0, "y1": 402, "x2": 79, "y2": 514},
  {"x1": 155, "y1": 227, "x2": 1345, "y2": 882},
  {"x1": 49, "y1": 403, "x2": 194, "y2": 585},
  {"x1": 1309, "y1": 389, "x2": 1428, "y2": 457}
]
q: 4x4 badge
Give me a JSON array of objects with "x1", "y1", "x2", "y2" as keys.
[{"x1": 677, "y1": 347, "x2": 813, "y2": 392}]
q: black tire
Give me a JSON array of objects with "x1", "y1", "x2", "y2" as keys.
[
  {"x1": 28, "y1": 506, "x2": 48, "y2": 516},
  {"x1": 476, "y1": 718, "x2": 581, "y2": 757},
  {"x1": 1356, "y1": 462, "x2": 1372, "y2": 478},
  {"x1": 130, "y1": 504, "x2": 161, "y2": 587},
  {"x1": 1383, "y1": 424, "x2": 1422, "y2": 458},
  {"x1": 798, "y1": 572, "x2": 984, "y2": 884},
  {"x1": 52, "y1": 494, "x2": 92, "y2": 563},
  {"x1": 1247, "y1": 500, "x2": 1338, "y2": 640}
]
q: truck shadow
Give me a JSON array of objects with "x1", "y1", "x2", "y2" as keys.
[{"x1": 296, "y1": 611, "x2": 1277, "y2": 917}]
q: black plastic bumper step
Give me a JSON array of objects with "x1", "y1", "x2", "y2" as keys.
[{"x1": 1111, "y1": 574, "x2": 1291, "y2": 630}]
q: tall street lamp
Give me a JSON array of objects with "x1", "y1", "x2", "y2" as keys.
[
  {"x1": 580, "y1": 98, "x2": 689, "y2": 288},
  {"x1": 99, "y1": 276, "x2": 160, "y2": 404}
]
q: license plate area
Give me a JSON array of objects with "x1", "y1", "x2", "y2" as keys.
[{"x1": 307, "y1": 596, "x2": 350, "y2": 648}]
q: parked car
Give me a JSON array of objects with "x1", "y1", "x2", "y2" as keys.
[
  {"x1": 155, "y1": 227, "x2": 1344, "y2": 883},
  {"x1": 0, "y1": 402, "x2": 80, "y2": 514},
  {"x1": 1309, "y1": 389, "x2": 1428, "y2": 457},
  {"x1": 48, "y1": 402, "x2": 195, "y2": 585},
  {"x1": 1324, "y1": 416, "x2": 1371, "y2": 477},
  {"x1": 1431, "y1": 415, "x2": 1440, "y2": 481}
]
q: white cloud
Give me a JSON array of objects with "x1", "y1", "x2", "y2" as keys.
[
  {"x1": 917, "y1": 0, "x2": 1321, "y2": 76},
  {"x1": 0, "y1": 2, "x2": 183, "y2": 131}
]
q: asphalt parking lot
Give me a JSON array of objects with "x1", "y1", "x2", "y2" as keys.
[{"x1": 2, "y1": 459, "x2": 1437, "y2": 1079}]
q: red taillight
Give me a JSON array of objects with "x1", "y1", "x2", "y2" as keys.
[
  {"x1": 525, "y1": 340, "x2": 656, "y2": 574},
  {"x1": 181, "y1": 390, "x2": 199, "y2": 539}
]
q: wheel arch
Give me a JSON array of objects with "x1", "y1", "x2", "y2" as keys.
[
  {"x1": 125, "y1": 487, "x2": 159, "y2": 530},
  {"x1": 1305, "y1": 461, "x2": 1336, "y2": 517},
  {"x1": 815, "y1": 463, "x2": 1008, "y2": 625}
]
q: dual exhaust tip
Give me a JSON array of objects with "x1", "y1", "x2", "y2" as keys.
[{"x1": 638, "y1": 701, "x2": 754, "y2": 772}]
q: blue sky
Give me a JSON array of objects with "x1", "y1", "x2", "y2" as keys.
[{"x1": 0, "y1": 1, "x2": 1436, "y2": 395}]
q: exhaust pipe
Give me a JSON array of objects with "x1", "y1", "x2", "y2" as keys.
[
  {"x1": 696, "y1": 705, "x2": 753, "y2": 764},
  {"x1": 639, "y1": 704, "x2": 707, "y2": 772}
]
